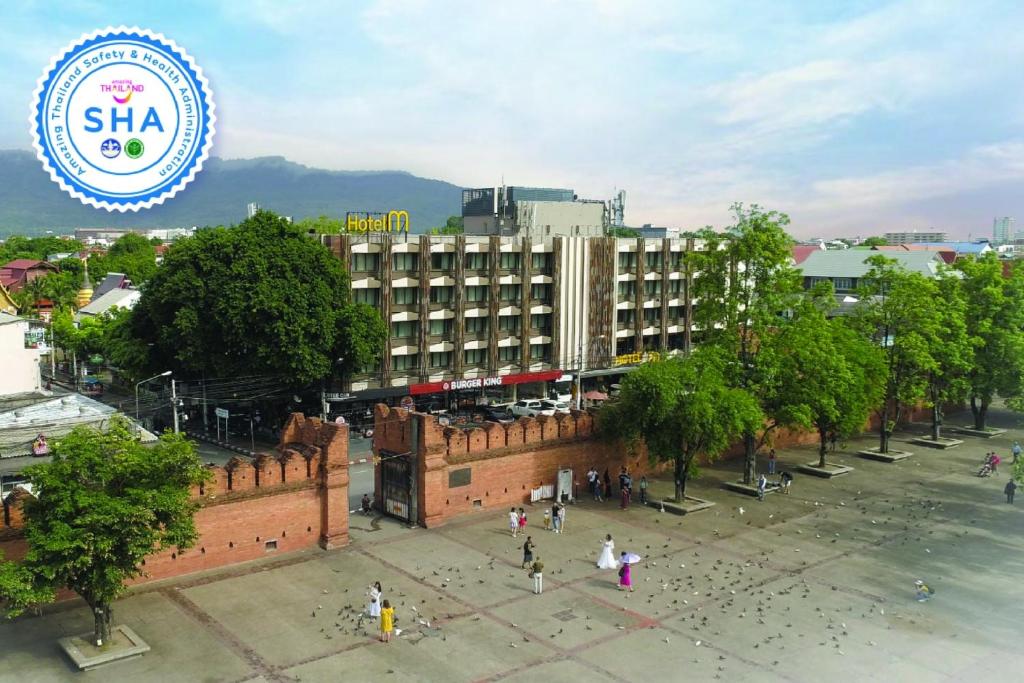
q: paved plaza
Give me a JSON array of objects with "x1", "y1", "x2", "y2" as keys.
[{"x1": 2, "y1": 406, "x2": 1023, "y2": 682}]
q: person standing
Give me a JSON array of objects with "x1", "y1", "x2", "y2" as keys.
[
  {"x1": 587, "y1": 467, "x2": 599, "y2": 499},
  {"x1": 530, "y1": 555, "x2": 544, "y2": 594},
  {"x1": 543, "y1": 508, "x2": 552, "y2": 531},
  {"x1": 757, "y1": 473, "x2": 767, "y2": 501},
  {"x1": 509, "y1": 507, "x2": 520, "y2": 537},
  {"x1": 594, "y1": 478, "x2": 604, "y2": 502},
  {"x1": 522, "y1": 536, "x2": 535, "y2": 568},
  {"x1": 551, "y1": 502, "x2": 562, "y2": 533},
  {"x1": 517, "y1": 507, "x2": 528, "y2": 535},
  {"x1": 617, "y1": 552, "x2": 634, "y2": 592},
  {"x1": 379, "y1": 599, "x2": 395, "y2": 642},
  {"x1": 556, "y1": 502, "x2": 566, "y2": 533},
  {"x1": 597, "y1": 534, "x2": 617, "y2": 569},
  {"x1": 367, "y1": 581, "x2": 383, "y2": 618},
  {"x1": 829, "y1": 432, "x2": 838, "y2": 452},
  {"x1": 780, "y1": 471, "x2": 793, "y2": 495},
  {"x1": 768, "y1": 449, "x2": 776, "y2": 475},
  {"x1": 620, "y1": 481, "x2": 630, "y2": 509},
  {"x1": 638, "y1": 476, "x2": 648, "y2": 504},
  {"x1": 1013, "y1": 441, "x2": 1022, "y2": 464},
  {"x1": 1006, "y1": 479, "x2": 1017, "y2": 504}
]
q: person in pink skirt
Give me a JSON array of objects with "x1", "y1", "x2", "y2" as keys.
[
  {"x1": 517, "y1": 507, "x2": 527, "y2": 534},
  {"x1": 617, "y1": 551, "x2": 634, "y2": 592}
]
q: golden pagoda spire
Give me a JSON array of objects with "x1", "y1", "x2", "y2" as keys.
[{"x1": 75, "y1": 258, "x2": 93, "y2": 309}]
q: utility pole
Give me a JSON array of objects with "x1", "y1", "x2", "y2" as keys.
[
  {"x1": 171, "y1": 379, "x2": 180, "y2": 433},
  {"x1": 48, "y1": 321, "x2": 55, "y2": 380}
]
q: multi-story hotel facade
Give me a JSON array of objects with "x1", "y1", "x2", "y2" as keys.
[{"x1": 321, "y1": 230, "x2": 706, "y2": 410}]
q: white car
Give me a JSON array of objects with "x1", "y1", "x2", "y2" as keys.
[
  {"x1": 539, "y1": 399, "x2": 571, "y2": 414},
  {"x1": 510, "y1": 399, "x2": 555, "y2": 417}
]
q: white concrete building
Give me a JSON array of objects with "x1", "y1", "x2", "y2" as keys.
[{"x1": 0, "y1": 313, "x2": 41, "y2": 396}]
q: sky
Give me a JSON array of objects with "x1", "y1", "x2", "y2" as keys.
[{"x1": 1, "y1": 0, "x2": 1023, "y2": 239}]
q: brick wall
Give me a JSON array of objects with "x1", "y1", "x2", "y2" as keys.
[{"x1": 0, "y1": 412, "x2": 349, "y2": 588}]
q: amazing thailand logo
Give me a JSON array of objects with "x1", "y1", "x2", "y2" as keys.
[{"x1": 30, "y1": 26, "x2": 216, "y2": 211}]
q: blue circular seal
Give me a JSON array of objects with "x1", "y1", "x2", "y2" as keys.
[{"x1": 30, "y1": 27, "x2": 215, "y2": 212}]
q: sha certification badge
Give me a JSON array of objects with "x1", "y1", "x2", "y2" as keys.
[{"x1": 30, "y1": 26, "x2": 215, "y2": 212}]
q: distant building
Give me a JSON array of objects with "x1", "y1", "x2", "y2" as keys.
[
  {"x1": 73, "y1": 227, "x2": 193, "y2": 245},
  {"x1": 798, "y1": 250, "x2": 947, "y2": 296},
  {"x1": 993, "y1": 217, "x2": 1014, "y2": 244},
  {"x1": 909, "y1": 241, "x2": 992, "y2": 259},
  {"x1": 0, "y1": 313, "x2": 41, "y2": 396},
  {"x1": 462, "y1": 186, "x2": 606, "y2": 238},
  {"x1": 633, "y1": 224, "x2": 680, "y2": 239},
  {"x1": 883, "y1": 230, "x2": 947, "y2": 245},
  {"x1": 0, "y1": 259, "x2": 58, "y2": 292}
]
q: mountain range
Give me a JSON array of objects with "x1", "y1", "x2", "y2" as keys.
[{"x1": 0, "y1": 149, "x2": 463, "y2": 237}]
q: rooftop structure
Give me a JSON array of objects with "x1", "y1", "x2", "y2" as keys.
[
  {"x1": 462, "y1": 186, "x2": 606, "y2": 238},
  {"x1": 883, "y1": 230, "x2": 947, "y2": 245}
]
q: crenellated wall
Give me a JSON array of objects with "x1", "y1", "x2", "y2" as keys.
[{"x1": 0, "y1": 412, "x2": 349, "y2": 586}]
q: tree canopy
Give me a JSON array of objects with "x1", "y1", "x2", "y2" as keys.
[
  {"x1": 0, "y1": 235, "x2": 82, "y2": 264},
  {"x1": 121, "y1": 210, "x2": 385, "y2": 385},
  {"x1": 860, "y1": 236, "x2": 888, "y2": 247},
  {"x1": 88, "y1": 232, "x2": 158, "y2": 286},
  {"x1": 690, "y1": 203, "x2": 802, "y2": 483},
  {"x1": 0, "y1": 418, "x2": 209, "y2": 646},
  {"x1": 599, "y1": 349, "x2": 762, "y2": 501},
  {"x1": 428, "y1": 216, "x2": 464, "y2": 235}
]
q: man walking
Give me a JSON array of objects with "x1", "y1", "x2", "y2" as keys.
[
  {"x1": 530, "y1": 556, "x2": 544, "y2": 594},
  {"x1": 1006, "y1": 479, "x2": 1017, "y2": 504},
  {"x1": 551, "y1": 502, "x2": 562, "y2": 533},
  {"x1": 587, "y1": 467, "x2": 599, "y2": 500},
  {"x1": 1013, "y1": 441, "x2": 1021, "y2": 464}
]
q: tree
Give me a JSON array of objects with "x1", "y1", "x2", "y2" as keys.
[
  {"x1": 102, "y1": 307, "x2": 150, "y2": 381},
  {"x1": 599, "y1": 349, "x2": 762, "y2": 501},
  {"x1": 126, "y1": 210, "x2": 385, "y2": 385},
  {"x1": 861, "y1": 237, "x2": 888, "y2": 247},
  {"x1": 958, "y1": 255, "x2": 1024, "y2": 429},
  {"x1": 771, "y1": 297, "x2": 885, "y2": 466},
  {"x1": 89, "y1": 233, "x2": 158, "y2": 285},
  {"x1": 428, "y1": 216, "x2": 464, "y2": 235},
  {"x1": 0, "y1": 418, "x2": 209, "y2": 646},
  {"x1": 850, "y1": 256, "x2": 936, "y2": 452},
  {"x1": 691, "y1": 203, "x2": 802, "y2": 483},
  {"x1": 608, "y1": 227, "x2": 640, "y2": 238},
  {"x1": 334, "y1": 302, "x2": 388, "y2": 378},
  {"x1": 0, "y1": 235, "x2": 83, "y2": 264},
  {"x1": 920, "y1": 273, "x2": 972, "y2": 440}
]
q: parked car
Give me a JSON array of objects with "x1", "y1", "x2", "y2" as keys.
[
  {"x1": 510, "y1": 399, "x2": 555, "y2": 417},
  {"x1": 539, "y1": 399, "x2": 571, "y2": 414},
  {"x1": 479, "y1": 405, "x2": 514, "y2": 423}
]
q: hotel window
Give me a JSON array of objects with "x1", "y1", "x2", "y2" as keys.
[
  {"x1": 392, "y1": 253, "x2": 419, "y2": 271},
  {"x1": 353, "y1": 288, "x2": 380, "y2": 306},
  {"x1": 618, "y1": 252, "x2": 637, "y2": 269},
  {"x1": 431, "y1": 253, "x2": 454, "y2": 270},
  {"x1": 351, "y1": 253, "x2": 379, "y2": 272},
  {"x1": 466, "y1": 253, "x2": 488, "y2": 270},
  {"x1": 498, "y1": 315, "x2": 520, "y2": 332},
  {"x1": 644, "y1": 308, "x2": 660, "y2": 324},
  {"x1": 667, "y1": 279, "x2": 683, "y2": 297},
  {"x1": 617, "y1": 309, "x2": 635, "y2": 327},
  {"x1": 498, "y1": 346, "x2": 520, "y2": 362},
  {"x1": 390, "y1": 321, "x2": 419, "y2": 339},
  {"x1": 668, "y1": 305, "x2": 684, "y2": 322},
  {"x1": 499, "y1": 284, "x2": 521, "y2": 302},
  {"x1": 429, "y1": 286, "x2": 454, "y2": 304},
  {"x1": 617, "y1": 281, "x2": 636, "y2": 299},
  {"x1": 392, "y1": 353, "x2": 419, "y2": 371},
  {"x1": 645, "y1": 252, "x2": 662, "y2": 271},
  {"x1": 429, "y1": 351, "x2": 451, "y2": 368},
  {"x1": 499, "y1": 252, "x2": 521, "y2": 270},
  {"x1": 465, "y1": 285, "x2": 488, "y2": 303},
  {"x1": 465, "y1": 316, "x2": 489, "y2": 334},
  {"x1": 643, "y1": 280, "x2": 662, "y2": 298},
  {"x1": 429, "y1": 318, "x2": 453, "y2": 336},
  {"x1": 530, "y1": 343, "x2": 550, "y2": 361},
  {"x1": 464, "y1": 348, "x2": 487, "y2": 366},
  {"x1": 668, "y1": 333, "x2": 686, "y2": 350},
  {"x1": 530, "y1": 313, "x2": 551, "y2": 333},
  {"x1": 530, "y1": 284, "x2": 552, "y2": 302},
  {"x1": 530, "y1": 253, "x2": 552, "y2": 271},
  {"x1": 392, "y1": 287, "x2": 419, "y2": 305}
]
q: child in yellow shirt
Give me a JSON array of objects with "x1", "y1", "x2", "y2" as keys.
[{"x1": 379, "y1": 599, "x2": 395, "y2": 642}]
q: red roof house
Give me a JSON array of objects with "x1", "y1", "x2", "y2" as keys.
[{"x1": 0, "y1": 259, "x2": 58, "y2": 292}]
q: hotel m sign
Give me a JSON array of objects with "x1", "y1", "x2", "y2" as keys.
[{"x1": 345, "y1": 210, "x2": 410, "y2": 233}]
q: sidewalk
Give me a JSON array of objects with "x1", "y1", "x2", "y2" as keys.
[{"x1": 3, "y1": 406, "x2": 1022, "y2": 682}]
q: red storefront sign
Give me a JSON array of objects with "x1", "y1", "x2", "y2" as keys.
[{"x1": 408, "y1": 370, "x2": 563, "y2": 396}]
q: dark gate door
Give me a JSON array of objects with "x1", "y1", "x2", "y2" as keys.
[{"x1": 380, "y1": 451, "x2": 412, "y2": 523}]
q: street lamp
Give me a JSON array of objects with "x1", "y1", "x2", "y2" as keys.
[{"x1": 135, "y1": 370, "x2": 172, "y2": 420}]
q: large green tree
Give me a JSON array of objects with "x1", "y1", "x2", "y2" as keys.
[
  {"x1": 771, "y1": 295, "x2": 885, "y2": 466},
  {"x1": 920, "y1": 273, "x2": 972, "y2": 440},
  {"x1": 599, "y1": 348, "x2": 763, "y2": 501},
  {"x1": 123, "y1": 210, "x2": 385, "y2": 385},
  {"x1": 691, "y1": 203, "x2": 802, "y2": 483},
  {"x1": 0, "y1": 418, "x2": 209, "y2": 646},
  {"x1": 957, "y1": 255, "x2": 1024, "y2": 430},
  {"x1": 0, "y1": 235, "x2": 83, "y2": 264},
  {"x1": 850, "y1": 256, "x2": 936, "y2": 452},
  {"x1": 89, "y1": 233, "x2": 158, "y2": 285}
]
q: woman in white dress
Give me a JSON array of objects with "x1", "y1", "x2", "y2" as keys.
[
  {"x1": 597, "y1": 534, "x2": 617, "y2": 569},
  {"x1": 367, "y1": 581, "x2": 383, "y2": 618}
]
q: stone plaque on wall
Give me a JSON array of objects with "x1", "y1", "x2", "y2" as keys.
[{"x1": 449, "y1": 467, "x2": 472, "y2": 488}]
